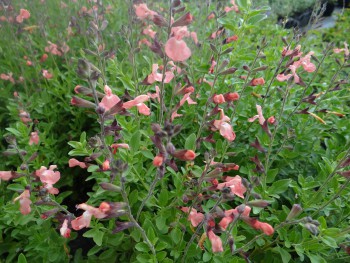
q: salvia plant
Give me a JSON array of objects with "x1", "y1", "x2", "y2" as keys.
[{"x1": 0, "y1": 0, "x2": 350, "y2": 262}]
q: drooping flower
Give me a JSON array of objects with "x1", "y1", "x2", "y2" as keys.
[
  {"x1": 36, "y1": 165, "x2": 61, "y2": 194},
  {"x1": 0, "y1": 171, "x2": 13, "y2": 181},
  {"x1": 42, "y1": 70, "x2": 53, "y2": 79},
  {"x1": 213, "y1": 94, "x2": 225, "y2": 104},
  {"x1": 60, "y1": 219, "x2": 71, "y2": 238},
  {"x1": 134, "y1": 3, "x2": 157, "y2": 20},
  {"x1": 207, "y1": 230, "x2": 223, "y2": 253},
  {"x1": 16, "y1": 9, "x2": 30, "y2": 23},
  {"x1": 216, "y1": 175, "x2": 246, "y2": 198},
  {"x1": 71, "y1": 203, "x2": 108, "y2": 230},
  {"x1": 250, "y1": 77, "x2": 265, "y2": 86},
  {"x1": 29, "y1": 131, "x2": 39, "y2": 145},
  {"x1": 219, "y1": 206, "x2": 251, "y2": 230},
  {"x1": 14, "y1": 189, "x2": 32, "y2": 215},
  {"x1": 212, "y1": 109, "x2": 236, "y2": 141},
  {"x1": 165, "y1": 37, "x2": 191, "y2": 62},
  {"x1": 334, "y1": 42, "x2": 349, "y2": 57},
  {"x1": 146, "y1": 64, "x2": 174, "y2": 84},
  {"x1": 173, "y1": 150, "x2": 196, "y2": 161},
  {"x1": 69, "y1": 158, "x2": 87, "y2": 169},
  {"x1": 153, "y1": 154, "x2": 164, "y2": 167},
  {"x1": 242, "y1": 217, "x2": 274, "y2": 235},
  {"x1": 248, "y1": 105, "x2": 265, "y2": 125},
  {"x1": 123, "y1": 95, "x2": 150, "y2": 116},
  {"x1": 181, "y1": 207, "x2": 204, "y2": 227},
  {"x1": 142, "y1": 25, "x2": 156, "y2": 39},
  {"x1": 99, "y1": 85, "x2": 121, "y2": 111}
]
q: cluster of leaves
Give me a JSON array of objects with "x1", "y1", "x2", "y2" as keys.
[{"x1": 0, "y1": 0, "x2": 350, "y2": 263}]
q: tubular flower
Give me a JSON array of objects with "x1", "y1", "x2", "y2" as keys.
[
  {"x1": 14, "y1": 189, "x2": 32, "y2": 215},
  {"x1": 216, "y1": 175, "x2": 247, "y2": 198},
  {"x1": 248, "y1": 105, "x2": 265, "y2": 125},
  {"x1": 213, "y1": 109, "x2": 236, "y2": 141},
  {"x1": 134, "y1": 3, "x2": 157, "y2": 20},
  {"x1": 69, "y1": 158, "x2": 87, "y2": 169},
  {"x1": 165, "y1": 37, "x2": 191, "y2": 62},
  {"x1": 29, "y1": 131, "x2": 40, "y2": 145},
  {"x1": 207, "y1": 230, "x2": 223, "y2": 253},
  {"x1": 99, "y1": 85, "x2": 121, "y2": 111},
  {"x1": 36, "y1": 165, "x2": 61, "y2": 194},
  {"x1": 181, "y1": 207, "x2": 204, "y2": 227},
  {"x1": 60, "y1": 219, "x2": 71, "y2": 238},
  {"x1": 71, "y1": 203, "x2": 108, "y2": 230},
  {"x1": 147, "y1": 64, "x2": 174, "y2": 84},
  {"x1": 16, "y1": 9, "x2": 30, "y2": 23},
  {"x1": 123, "y1": 95, "x2": 151, "y2": 116},
  {"x1": 0, "y1": 171, "x2": 13, "y2": 181},
  {"x1": 219, "y1": 206, "x2": 251, "y2": 230}
]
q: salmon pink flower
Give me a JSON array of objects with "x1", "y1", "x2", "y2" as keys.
[
  {"x1": 250, "y1": 77, "x2": 265, "y2": 86},
  {"x1": 276, "y1": 65, "x2": 300, "y2": 84},
  {"x1": 242, "y1": 217, "x2": 274, "y2": 235},
  {"x1": 134, "y1": 3, "x2": 157, "y2": 20},
  {"x1": 165, "y1": 37, "x2": 191, "y2": 62},
  {"x1": 213, "y1": 109, "x2": 236, "y2": 141},
  {"x1": 29, "y1": 131, "x2": 39, "y2": 145},
  {"x1": 0, "y1": 171, "x2": 13, "y2": 180},
  {"x1": 69, "y1": 158, "x2": 87, "y2": 168},
  {"x1": 216, "y1": 175, "x2": 246, "y2": 198},
  {"x1": 224, "y1": 0, "x2": 239, "y2": 13},
  {"x1": 207, "y1": 230, "x2": 223, "y2": 253},
  {"x1": 45, "y1": 41, "x2": 62, "y2": 56},
  {"x1": 19, "y1": 110, "x2": 32, "y2": 123},
  {"x1": 111, "y1": 143, "x2": 130, "y2": 154},
  {"x1": 224, "y1": 92, "x2": 239, "y2": 102},
  {"x1": 334, "y1": 42, "x2": 349, "y2": 57},
  {"x1": 213, "y1": 94, "x2": 225, "y2": 104},
  {"x1": 99, "y1": 85, "x2": 121, "y2": 111},
  {"x1": 248, "y1": 105, "x2": 265, "y2": 125},
  {"x1": 267, "y1": 116, "x2": 275, "y2": 124},
  {"x1": 142, "y1": 25, "x2": 156, "y2": 39},
  {"x1": 42, "y1": 70, "x2": 53, "y2": 79},
  {"x1": 153, "y1": 154, "x2": 164, "y2": 167},
  {"x1": 181, "y1": 207, "x2": 204, "y2": 227},
  {"x1": 102, "y1": 159, "x2": 110, "y2": 171},
  {"x1": 14, "y1": 189, "x2": 32, "y2": 215},
  {"x1": 123, "y1": 95, "x2": 151, "y2": 116},
  {"x1": 60, "y1": 219, "x2": 71, "y2": 238},
  {"x1": 1, "y1": 73, "x2": 15, "y2": 84},
  {"x1": 40, "y1": 53, "x2": 48, "y2": 62},
  {"x1": 16, "y1": 9, "x2": 30, "y2": 23},
  {"x1": 190, "y1": 32, "x2": 198, "y2": 44},
  {"x1": 36, "y1": 165, "x2": 61, "y2": 194},
  {"x1": 294, "y1": 51, "x2": 316, "y2": 72},
  {"x1": 71, "y1": 203, "x2": 108, "y2": 230},
  {"x1": 219, "y1": 206, "x2": 251, "y2": 230},
  {"x1": 173, "y1": 150, "x2": 196, "y2": 161},
  {"x1": 147, "y1": 64, "x2": 174, "y2": 84}
]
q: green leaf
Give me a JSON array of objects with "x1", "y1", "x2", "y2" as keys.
[
  {"x1": 268, "y1": 179, "x2": 291, "y2": 195},
  {"x1": 80, "y1": 132, "x2": 87, "y2": 143},
  {"x1": 7, "y1": 184, "x2": 25, "y2": 192},
  {"x1": 156, "y1": 241, "x2": 168, "y2": 251},
  {"x1": 203, "y1": 252, "x2": 212, "y2": 262},
  {"x1": 135, "y1": 242, "x2": 150, "y2": 252},
  {"x1": 6, "y1": 128, "x2": 22, "y2": 137},
  {"x1": 321, "y1": 236, "x2": 338, "y2": 248},
  {"x1": 266, "y1": 169, "x2": 279, "y2": 183},
  {"x1": 83, "y1": 229, "x2": 104, "y2": 246},
  {"x1": 130, "y1": 131, "x2": 141, "y2": 152},
  {"x1": 141, "y1": 150, "x2": 154, "y2": 159},
  {"x1": 247, "y1": 14, "x2": 268, "y2": 25},
  {"x1": 185, "y1": 133, "x2": 196, "y2": 150},
  {"x1": 87, "y1": 165, "x2": 99, "y2": 172},
  {"x1": 156, "y1": 251, "x2": 167, "y2": 261},
  {"x1": 158, "y1": 189, "x2": 168, "y2": 207},
  {"x1": 171, "y1": 228, "x2": 182, "y2": 244},
  {"x1": 17, "y1": 253, "x2": 27, "y2": 263},
  {"x1": 275, "y1": 247, "x2": 291, "y2": 263},
  {"x1": 87, "y1": 246, "x2": 102, "y2": 256},
  {"x1": 236, "y1": 0, "x2": 250, "y2": 10}
]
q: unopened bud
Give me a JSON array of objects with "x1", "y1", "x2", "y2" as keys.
[
  {"x1": 247, "y1": 200, "x2": 270, "y2": 208},
  {"x1": 173, "y1": 149, "x2": 196, "y2": 161},
  {"x1": 20, "y1": 164, "x2": 28, "y2": 171},
  {"x1": 304, "y1": 223, "x2": 319, "y2": 236},
  {"x1": 100, "y1": 182, "x2": 121, "y2": 192},
  {"x1": 71, "y1": 96, "x2": 96, "y2": 108},
  {"x1": 286, "y1": 204, "x2": 302, "y2": 221},
  {"x1": 76, "y1": 59, "x2": 91, "y2": 79}
]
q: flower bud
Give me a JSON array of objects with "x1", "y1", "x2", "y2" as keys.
[
  {"x1": 76, "y1": 59, "x2": 91, "y2": 79},
  {"x1": 286, "y1": 204, "x2": 302, "y2": 221},
  {"x1": 153, "y1": 154, "x2": 164, "y2": 167},
  {"x1": 247, "y1": 200, "x2": 270, "y2": 208},
  {"x1": 173, "y1": 149, "x2": 196, "y2": 161},
  {"x1": 71, "y1": 96, "x2": 95, "y2": 108},
  {"x1": 304, "y1": 223, "x2": 319, "y2": 236},
  {"x1": 100, "y1": 182, "x2": 121, "y2": 192}
]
